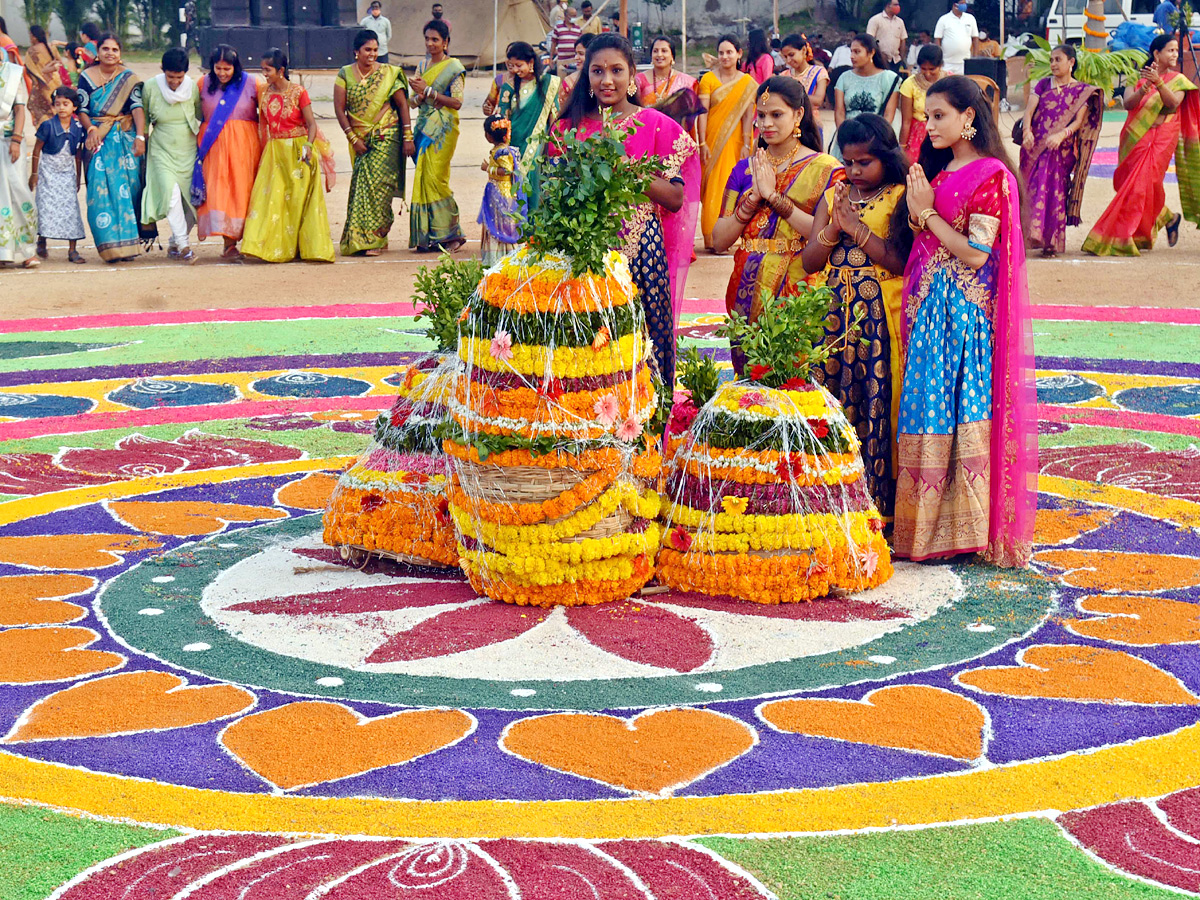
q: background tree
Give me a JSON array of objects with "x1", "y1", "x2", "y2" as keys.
[
  {"x1": 23, "y1": 0, "x2": 55, "y2": 29},
  {"x1": 52, "y1": 0, "x2": 94, "y2": 41},
  {"x1": 93, "y1": 0, "x2": 131, "y2": 37}
]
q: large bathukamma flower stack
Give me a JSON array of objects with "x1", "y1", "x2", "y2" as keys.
[
  {"x1": 323, "y1": 256, "x2": 481, "y2": 567},
  {"x1": 658, "y1": 290, "x2": 893, "y2": 604},
  {"x1": 445, "y1": 117, "x2": 665, "y2": 607}
]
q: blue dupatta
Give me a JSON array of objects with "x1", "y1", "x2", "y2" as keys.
[{"x1": 191, "y1": 72, "x2": 247, "y2": 207}]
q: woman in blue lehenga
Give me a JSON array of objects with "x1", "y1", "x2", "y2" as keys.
[{"x1": 77, "y1": 34, "x2": 148, "y2": 262}]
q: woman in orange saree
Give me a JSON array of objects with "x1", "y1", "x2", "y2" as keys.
[
  {"x1": 698, "y1": 35, "x2": 758, "y2": 249},
  {"x1": 1082, "y1": 34, "x2": 1200, "y2": 256}
]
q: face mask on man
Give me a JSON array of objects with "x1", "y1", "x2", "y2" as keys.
[{"x1": 956, "y1": 3, "x2": 968, "y2": 11}]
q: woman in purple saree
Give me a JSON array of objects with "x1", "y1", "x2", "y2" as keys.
[
  {"x1": 898, "y1": 76, "x2": 1036, "y2": 568},
  {"x1": 1019, "y1": 45, "x2": 1102, "y2": 256}
]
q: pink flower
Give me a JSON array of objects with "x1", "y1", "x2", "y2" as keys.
[
  {"x1": 489, "y1": 329, "x2": 514, "y2": 361},
  {"x1": 739, "y1": 391, "x2": 767, "y2": 409},
  {"x1": 667, "y1": 401, "x2": 698, "y2": 435},
  {"x1": 861, "y1": 547, "x2": 880, "y2": 578},
  {"x1": 616, "y1": 415, "x2": 643, "y2": 442},
  {"x1": 594, "y1": 394, "x2": 620, "y2": 426}
]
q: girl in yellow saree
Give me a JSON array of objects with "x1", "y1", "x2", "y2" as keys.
[
  {"x1": 334, "y1": 30, "x2": 414, "y2": 256},
  {"x1": 698, "y1": 35, "x2": 758, "y2": 249},
  {"x1": 409, "y1": 19, "x2": 466, "y2": 252}
]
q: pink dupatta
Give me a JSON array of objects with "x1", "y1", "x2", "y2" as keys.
[
  {"x1": 552, "y1": 108, "x2": 701, "y2": 321},
  {"x1": 902, "y1": 157, "x2": 1037, "y2": 567}
]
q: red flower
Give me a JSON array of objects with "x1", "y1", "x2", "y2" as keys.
[
  {"x1": 868, "y1": 517, "x2": 884, "y2": 533},
  {"x1": 748, "y1": 364, "x2": 773, "y2": 382},
  {"x1": 537, "y1": 377, "x2": 565, "y2": 402},
  {"x1": 808, "y1": 419, "x2": 829, "y2": 439},
  {"x1": 360, "y1": 494, "x2": 385, "y2": 512},
  {"x1": 776, "y1": 454, "x2": 793, "y2": 480},
  {"x1": 389, "y1": 404, "x2": 411, "y2": 428},
  {"x1": 435, "y1": 497, "x2": 450, "y2": 525},
  {"x1": 783, "y1": 377, "x2": 811, "y2": 391},
  {"x1": 669, "y1": 525, "x2": 693, "y2": 552}
]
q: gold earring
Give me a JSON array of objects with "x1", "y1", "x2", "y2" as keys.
[
  {"x1": 627, "y1": 81, "x2": 637, "y2": 97},
  {"x1": 589, "y1": 87, "x2": 595, "y2": 98},
  {"x1": 960, "y1": 120, "x2": 977, "y2": 141},
  {"x1": 794, "y1": 121, "x2": 802, "y2": 138}
]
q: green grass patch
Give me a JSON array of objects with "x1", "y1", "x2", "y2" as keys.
[
  {"x1": 0, "y1": 802, "x2": 173, "y2": 900},
  {"x1": 700, "y1": 818, "x2": 1178, "y2": 900}
]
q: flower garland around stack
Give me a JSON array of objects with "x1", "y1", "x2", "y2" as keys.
[
  {"x1": 658, "y1": 288, "x2": 893, "y2": 604},
  {"x1": 322, "y1": 255, "x2": 481, "y2": 567},
  {"x1": 446, "y1": 117, "x2": 666, "y2": 607}
]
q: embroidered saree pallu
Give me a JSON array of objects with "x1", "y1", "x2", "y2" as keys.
[
  {"x1": 339, "y1": 63, "x2": 408, "y2": 255},
  {"x1": 410, "y1": 56, "x2": 466, "y2": 251},
  {"x1": 657, "y1": 381, "x2": 892, "y2": 605},
  {"x1": 446, "y1": 250, "x2": 663, "y2": 607},
  {"x1": 324, "y1": 355, "x2": 458, "y2": 567}
]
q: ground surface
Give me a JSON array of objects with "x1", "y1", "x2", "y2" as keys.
[{"x1": 0, "y1": 69, "x2": 1199, "y2": 900}]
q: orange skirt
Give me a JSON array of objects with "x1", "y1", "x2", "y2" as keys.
[{"x1": 197, "y1": 119, "x2": 261, "y2": 241}]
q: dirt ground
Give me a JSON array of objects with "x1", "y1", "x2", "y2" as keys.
[{"x1": 2, "y1": 65, "x2": 1195, "y2": 318}]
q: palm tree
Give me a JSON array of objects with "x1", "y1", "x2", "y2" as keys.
[{"x1": 1083, "y1": 0, "x2": 1108, "y2": 53}]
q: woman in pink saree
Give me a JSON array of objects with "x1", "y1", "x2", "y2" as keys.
[
  {"x1": 897, "y1": 76, "x2": 1036, "y2": 568},
  {"x1": 551, "y1": 33, "x2": 700, "y2": 395}
]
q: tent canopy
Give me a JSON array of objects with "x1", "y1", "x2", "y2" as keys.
[{"x1": 379, "y1": 0, "x2": 548, "y2": 67}]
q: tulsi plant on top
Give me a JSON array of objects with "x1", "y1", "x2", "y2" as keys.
[{"x1": 413, "y1": 253, "x2": 485, "y2": 353}]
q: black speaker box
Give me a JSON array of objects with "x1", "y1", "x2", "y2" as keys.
[
  {"x1": 288, "y1": 26, "x2": 357, "y2": 68},
  {"x1": 320, "y1": 0, "x2": 352, "y2": 26},
  {"x1": 291, "y1": 0, "x2": 324, "y2": 27},
  {"x1": 255, "y1": 0, "x2": 289, "y2": 26},
  {"x1": 225, "y1": 26, "x2": 290, "y2": 65},
  {"x1": 209, "y1": 0, "x2": 251, "y2": 26},
  {"x1": 963, "y1": 56, "x2": 1007, "y2": 104}
]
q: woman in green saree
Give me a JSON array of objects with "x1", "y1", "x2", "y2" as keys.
[
  {"x1": 334, "y1": 29, "x2": 415, "y2": 256},
  {"x1": 409, "y1": 18, "x2": 466, "y2": 252},
  {"x1": 496, "y1": 40, "x2": 560, "y2": 208}
]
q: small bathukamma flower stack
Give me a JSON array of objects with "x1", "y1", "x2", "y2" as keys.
[
  {"x1": 658, "y1": 289, "x2": 892, "y2": 604},
  {"x1": 323, "y1": 255, "x2": 481, "y2": 567},
  {"x1": 322, "y1": 355, "x2": 459, "y2": 566},
  {"x1": 446, "y1": 247, "x2": 663, "y2": 606}
]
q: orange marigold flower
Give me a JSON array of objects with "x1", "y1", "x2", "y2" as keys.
[{"x1": 592, "y1": 326, "x2": 611, "y2": 351}]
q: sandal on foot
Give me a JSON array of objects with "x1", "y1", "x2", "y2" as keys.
[
  {"x1": 36, "y1": 239, "x2": 47, "y2": 259},
  {"x1": 68, "y1": 250, "x2": 86, "y2": 264},
  {"x1": 20, "y1": 257, "x2": 40, "y2": 269},
  {"x1": 364, "y1": 248, "x2": 382, "y2": 257},
  {"x1": 1167, "y1": 212, "x2": 1183, "y2": 247},
  {"x1": 178, "y1": 248, "x2": 198, "y2": 265}
]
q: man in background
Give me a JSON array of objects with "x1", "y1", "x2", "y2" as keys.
[
  {"x1": 431, "y1": 3, "x2": 451, "y2": 33},
  {"x1": 934, "y1": 0, "x2": 979, "y2": 75},
  {"x1": 578, "y1": 0, "x2": 603, "y2": 35},
  {"x1": 551, "y1": 7, "x2": 582, "y2": 76},
  {"x1": 360, "y1": 1, "x2": 392, "y2": 64},
  {"x1": 867, "y1": 0, "x2": 908, "y2": 70},
  {"x1": 1154, "y1": 0, "x2": 1180, "y2": 32}
]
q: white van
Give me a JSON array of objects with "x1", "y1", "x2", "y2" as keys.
[{"x1": 1043, "y1": 0, "x2": 1200, "y2": 44}]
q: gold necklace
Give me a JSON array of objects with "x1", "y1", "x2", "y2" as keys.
[
  {"x1": 652, "y1": 68, "x2": 672, "y2": 98},
  {"x1": 765, "y1": 140, "x2": 801, "y2": 167}
]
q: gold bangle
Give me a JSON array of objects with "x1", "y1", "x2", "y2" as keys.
[
  {"x1": 917, "y1": 207, "x2": 938, "y2": 230},
  {"x1": 855, "y1": 222, "x2": 871, "y2": 246},
  {"x1": 817, "y1": 226, "x2": 840, "y2": 247}
]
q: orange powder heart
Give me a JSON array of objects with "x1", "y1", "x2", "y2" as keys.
[
  {"x1": 220, "y1": 702, "x2": 474, "y2": 790},
  {"x1": 4, "y1": 671, "x2": 256, "y2": 743},
  {"x1": 0, "y1": 534, "x2": 160, "y2": 570},
  {"x1": 1035, "y1": 550, "x2": 1200, "y2": 593},
  {"x1": 0, "y1": 627, "x2": 123, "y2": 684},
  {"x1": 107, "y1": 501, "x2": 288, "y2": 536},
  {"x1": 275, "y1": 473, "x2": 338, "y2": 510},
  {"x1": 500, "y1": 709, "x2": 757, "y2": 795},
  {"x1": 958, "y1": 644, "x2": 1200, "y2": 706},
  {"x1": 758, "y1": 685, "x2": 986, "y2": 761},
  {"x1": 0, "y1": 574, "x2": 96, "y2": 626},
  {"x1": 1066, "y1": 595, "x2": 1200, "y2": 646},
  {"x1": 1034, "y1": 509, "x2": 1114, "y2": 545}
]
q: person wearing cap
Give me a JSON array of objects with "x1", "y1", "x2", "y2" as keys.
[
  {"x1": 360, "y1": 2, "x2": 392, "y2": 63},
  {"x1": 866, "y1": 0, "x2": 908, "y2": 71}
]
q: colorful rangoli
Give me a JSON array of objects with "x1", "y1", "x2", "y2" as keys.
[{"x1": 1, "y1": 299, "x2": 1199, "y2": 899}]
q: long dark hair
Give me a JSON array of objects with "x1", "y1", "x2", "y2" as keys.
[
  {"x1": 262, "y1": 47, "x2": 290, "y2": 80},
  {"x1": 781, "y1": 33, "x2": 810, "y2": 58},
  {"x1": 29, "y1": 25, "x2": 48, "y2": 47},
  {"x1": 746, "y1": 28, "x2": 771, "y2": 71},
  {"x1": 506, "y1": 41, "x2": 546, "y2": 104},
  {"x1": 917, "y1": 75, "x2": 1017, "y2": 183},
  {"x1": 852, "y1": 32, "x2": 888, "y2": 70},
  {"x1": 836, "y1": 113, "x2": 912, "y2": 257},
  {"x1": 557, "y1": 33, "x2": 643, "y2": 129},
  {"x1": 207, "y1": 44, "x2": 243, "y2": 93},
  {"x1": 755, "y1": 76, "x2": 822, "y2": 154}
]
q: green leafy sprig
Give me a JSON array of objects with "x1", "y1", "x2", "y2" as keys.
[
  {"x1": 717, "y1": 283, "x2": 864, "y2": 388},
  {"x1": 1016, "y1": 34, "x2": 1144, "y2": 95},
  {"x1": 677, "y1": 346, "x2": 722, "y2": 408},
  {"x1": 523, "y1": 113, "x2": 660, "y2": 277},
  {"x1": 412, "y1": 253, "x2": 484, "y2": 352}
]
